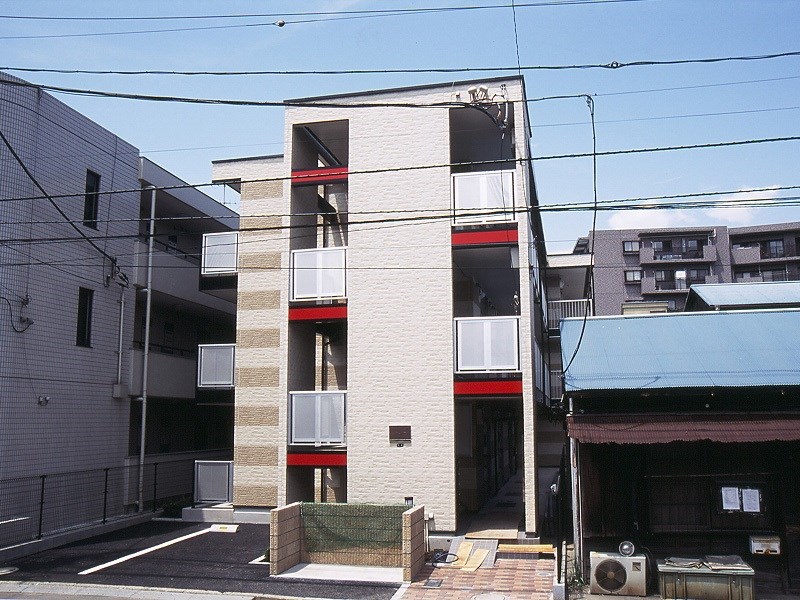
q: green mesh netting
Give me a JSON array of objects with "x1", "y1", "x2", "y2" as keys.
[{"x1": 300, "y1": 502, "x2": 405, "y2": 553}]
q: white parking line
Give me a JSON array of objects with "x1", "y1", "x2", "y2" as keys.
[{"x1": 78, "y1": 527, "x2": 214, "y2": 575}]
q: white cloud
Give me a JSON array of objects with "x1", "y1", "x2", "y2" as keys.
[
  {"x1": 605, "y1": 185, "x2": 781, "y2": 230},
  {"x1": 703, "y1": 186, "x2": 779, "y2": 226},
  {"x1": 606, "y1": 207, "x2": 696, "y2": 230}
]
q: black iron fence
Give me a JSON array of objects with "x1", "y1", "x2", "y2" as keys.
[{"x1": 0, "y1": 458, "x2": 196, "y2": 550}]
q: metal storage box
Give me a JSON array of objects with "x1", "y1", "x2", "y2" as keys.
[{"x1": 658, "y1": 562, "x2": 754, "y2": 600}]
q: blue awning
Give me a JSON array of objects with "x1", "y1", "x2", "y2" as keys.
[{"x1": 560, "y1": 309, "x2": 800, "y2": 392}]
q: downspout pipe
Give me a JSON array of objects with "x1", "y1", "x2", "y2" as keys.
[
  {"x1": 137, "y1": 186, "x2": 156, "y2": 512},
  {"x1": 116, "y1": 283, "x2": 125, "y2": 384}
]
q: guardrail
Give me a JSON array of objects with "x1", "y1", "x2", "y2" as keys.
[{"x1": 0, "y1": 457, "x2": 198, "y2": 551}]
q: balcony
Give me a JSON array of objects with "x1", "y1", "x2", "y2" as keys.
[
  {"x1": 197, "y1": 344, "x2": 236, "y2": 389},
  {"x1": 547, "y1": 299, "x2": 593, "y2": 331},
  {"x1": 452, "y1": 171, "x2": 515, "y2": 224},
  {"x1": 454, "y1": 316, "x2": 520, "y2": 373},
  {"x1": 550, "y1": 369, "x2": 563, "y2": 403},
  {"x1": 640, "y1": 244, "x2": 715, "y2": 264},
  {"x1": 201, "y1": 232, "x2": 238, "y2": 275},
  {"x1": 289, "y1": 392, "x2": 346, "y2": 446},
  {"x1": 290, "y1": 247, "x2": 347, "y2": 302},
  {"x1": 132, "y1": 240, "x2": 235, "y2": 312},
  {"x1": 131, "y1": 348, "x2": 197, "y2": 399}
]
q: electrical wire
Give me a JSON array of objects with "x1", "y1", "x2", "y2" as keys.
[
  {"x1": 3, "y1": 192, "x2": 799, "y2": 262},
  {"x1": 0, "y1": 295, "x2": 32, "y2": 332},
  {"x1": 0, "y1": 2, "x2": 651, "y2": 22},
  {"x1": 3, "y1": 50, "x2": 800, "y2": 72},
  {"x1": 2, "y1": 136, "x2": 799, "y2": 206},
  {"x1": 0, "y1": 127, "x2": 122, "y2": 276},
  {"x1": 562, "y1": 96, "x2": 598, "y2": 377}
]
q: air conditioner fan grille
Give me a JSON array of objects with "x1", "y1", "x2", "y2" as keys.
[{"x1": 594, "y1": 558, "x2": 628, "y2": 592}]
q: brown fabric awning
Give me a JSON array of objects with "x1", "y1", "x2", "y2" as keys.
[{"x1": 567, "y1": 413, "x2": 800, "y2": 444}]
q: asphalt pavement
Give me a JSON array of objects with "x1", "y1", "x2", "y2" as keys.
[{"x1": 0, "y1": 520, "x2": 399, "y2": 600}]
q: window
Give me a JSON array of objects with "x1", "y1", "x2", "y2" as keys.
[
  {"x1": 687, "y1": 268, "x2": 708, "y2": 283},
  {"x1": 654, "y1": 270, "x2": 673, "y2": 282},
  {"x1": 624, "y1": 270, "x2": 643, "y2": 283},
  {"x1": 652, "y1": 240, "x2": 672, "y2": 252},
  {"x1": 76, "y1": 287, "x2": 94, "y2": 347},
  {"x1": 685, "y1": 239, "x2": 699, "y2": 251},
  {"x1": 290, "y1": 392, "x2": 346, "y2": 446},
  {"x1": 83, "y1": 170, "x2": 100, "y2": 229},
  {"x1": 762, "y1": 239, "x2": 785, "y2": 259},
  {"x1": 623, "y1": 240, "x2": 640, "y2": 253}
]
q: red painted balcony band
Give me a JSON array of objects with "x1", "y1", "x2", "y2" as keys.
[
  {"x1": 287, "y1": 452, "x2": 347, "y2": 467},
  {"x1": 451, "y1": 227, "x2": 518, "y2": 246},
  {"x1": 454, "y1": 379, "x2": 523, "y2": 396},
  {"x1": 291, "y1": 166, "x2": 348, "y2": 186},
  {"x1": 288, "y1": 306, "x2": 348, "y2": 321}
]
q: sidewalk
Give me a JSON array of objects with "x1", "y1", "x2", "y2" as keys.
[{"x1": 399, "y1": 557, "x2": 555, "y2": 600}]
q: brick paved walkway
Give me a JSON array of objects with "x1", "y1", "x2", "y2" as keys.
[{"x1": 399, "y1": 557, "x2": 555, "y2": 599}]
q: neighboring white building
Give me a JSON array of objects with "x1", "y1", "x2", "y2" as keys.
[
  {"x1": 210, "y1": 77, "x2": 550, "y2": 535},
  {"x1": 0, "y1": 72, "x2": 237, "y2": 548}
]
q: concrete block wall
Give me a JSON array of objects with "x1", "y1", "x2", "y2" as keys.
[
  {"x1": 269, "y1": 502, "x2": 302, "y2": 575},
  {"x1": 0, "y1": 73, "x2": 139, "y2": 481},
  {"x1": 402, "y1": 505, "x2": 426, "y2": 582}
]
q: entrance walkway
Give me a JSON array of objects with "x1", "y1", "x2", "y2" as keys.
[
  {"x1": 399, "y1": 556, "x2": 555, "y2": 600},
  {"x1": 464, "y1": 473, "x2": 525, "y2": 540}
]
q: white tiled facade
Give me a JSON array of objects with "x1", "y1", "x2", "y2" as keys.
[
  {"x1": 215, "y1": 77, "x2": 547, "y2": 533},
  {"x1": 1, "y1": 75, "x2": 237, "y2": 549},
  {"x1": 0, "y1": 72, "x2": 140, "y2": 480}
]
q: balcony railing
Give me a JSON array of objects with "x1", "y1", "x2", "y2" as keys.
[
  {"x1": 201, "y1": 232, "x2": 238, "y2": 275},
  {"x1": 290, "y1": 247, "x2": 347, "y2": 301},
  {"x1": 452, "y1": 170, "x2": 515, "y2": 224},
  {"x1": 547, "y1": 299, "x2": 592, "y2": 330},
  {"x1": 454, "y1": 316, "x2": 520, "y2": 373},
  {"x1": 197, "y1": 344, "x2": 235, "y2": 388},
  {"x1": 289, "y1": 392, "x2": 346, "y2": 446}
]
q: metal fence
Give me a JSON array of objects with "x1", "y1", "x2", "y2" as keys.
[{"x1": 0, "y1": 458, "x2": 196, "y2": 550}]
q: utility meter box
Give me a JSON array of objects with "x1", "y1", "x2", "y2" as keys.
[{"x1": 749, "y1": 535, "x2": 780, "y2": 555}]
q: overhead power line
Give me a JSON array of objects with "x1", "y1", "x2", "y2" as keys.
[
  {"x1": 0, "y1": 2, "x2": 654, "y2": 39},
  {"x1": 3, "y1": 50, "x2": 800, "y2": 74},
  {"x1": 4, "y1": 193, "x2": 800, "y2": 251},
  {"x1": 0, "y1": 126, "x2": 121, "y2": 272},
  {"x1": 6, "y1": 184, "x2": 797, "y2": 225},
  {"x1": 2, "y1": 136, "x2": 799, "y2": 205},
  {"x1": 0, "y1": 1, "x2": 648, "y2": 22}
]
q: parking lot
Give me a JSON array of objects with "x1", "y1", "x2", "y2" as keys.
[{"x1": 4, "y1": 521, "x2": 399, "y2": 600}]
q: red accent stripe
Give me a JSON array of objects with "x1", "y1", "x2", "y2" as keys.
[
  {"x1": 454, "y1": 379, "x2": 523, "y2": 395},
  {"x1": 291, "y1": 167, "x2": 348, "y2": 185},
  {"x1": 287, "y1": 452, "x2": 347, "y2": 467},
  {"x1": 289, "y1": 306, "x2": 348, "y2": 321},
  {"x1": 451, "y1": 228, "x2": 518, "y2": 246}
]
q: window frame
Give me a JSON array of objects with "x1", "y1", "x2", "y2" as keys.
[
  {"x1": 622, "y1": 240, "x2": 640, "y2": 254},
  {"x1": 289, "y1": 391, "x2": 347, "y2": 446},
  {"x1": 83, "y1": 170, "x2": 101, "y2": 230},
  {"x1": 624, "y1": 269, "x2": 643, "y2": 283},
  {"x1": 76, "y1": 287, "x2": 94, "y2": 347}
]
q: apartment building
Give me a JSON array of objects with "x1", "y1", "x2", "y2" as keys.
[
  {"x1": 0, "y1": 72, "x2": 236, "y2": 548},
  {"x1": 562, "y1": 221, "x2": 800, "y2": 315},
  {"x1": 210, "y1": 77, "x2": 549, "y2": 535}
]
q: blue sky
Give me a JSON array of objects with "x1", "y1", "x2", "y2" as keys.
[{"x1": 2, "y1": 0, "x2": 799, "y2": 252}]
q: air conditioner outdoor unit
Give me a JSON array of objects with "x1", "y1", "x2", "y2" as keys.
[{"x1": 590, "y1": 551, "x2": 647, "y2": 596}]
